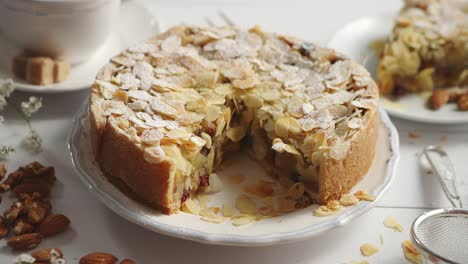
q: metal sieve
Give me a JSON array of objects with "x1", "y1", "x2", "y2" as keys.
[
  {"x1": 411, "y1": 208, "x2": 468, "y2": 264},
  {"x1": 411, "y1": 146, "x2": 468, "y2": 264}
]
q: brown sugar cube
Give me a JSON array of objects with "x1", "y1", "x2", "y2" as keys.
[
  {"x1": 53, "y1": 60, "x2": 70, "y2": 83},
  {"x1": 12, "y1": 55, "x2": 29, "y2": 80},
  {"x1": 26, "y1": 57, "x2": 54, "y2": 85}
]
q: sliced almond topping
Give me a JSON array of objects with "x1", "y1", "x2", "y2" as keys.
[
  {"x1": 383, "y1": 216, "x2": 404, "y2": 232},
  {"x1": 360, "y1": 243, "x2": 379, "y2": 256}
]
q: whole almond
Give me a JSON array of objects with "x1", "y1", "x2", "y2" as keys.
[
  {"x1": 79, "y1": 252, "x2": 118, "y2": 264},
  {"x1": 13, "y1": 183, "x2": 51, "y2": 197},
  {"x1": 31, "y1": 247, "x2": 63, "y2": 262},
  {"x1": 0, "y1": 216, "x2": 8, "y2": 238},
  {"x1": 38, "y1": 214, "x2": 70, "y2": 237},
  {"x1": 429, "y1": 89, "x2": 449, "y2": 110},
  {"x1": 7, "y1": 233, "x2": 42, "y2": 250},
  {"x1": 121, "y1": 259, "x2": 136, "y2": 264}
]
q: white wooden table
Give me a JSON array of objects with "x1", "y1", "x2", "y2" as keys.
[{"x1": 1, "y1": 0, "x2": 467, "y2": 263}]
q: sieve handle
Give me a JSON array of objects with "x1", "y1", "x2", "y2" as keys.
[{"x1": 423, "y1": 146, "x2": 462, "y2": 208}]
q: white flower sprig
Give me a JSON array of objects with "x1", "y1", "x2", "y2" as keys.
[{"x1": 0, "y1": 78, "x2": 43, "y2": 159}]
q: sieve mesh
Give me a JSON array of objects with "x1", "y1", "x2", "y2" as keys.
[{"x1": 415, "y1": 213, "x2": 468, "y2": 263}]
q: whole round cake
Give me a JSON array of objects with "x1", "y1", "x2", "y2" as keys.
[{"x1": 89, "y1": 26, "x2": 379, "y2": 214}]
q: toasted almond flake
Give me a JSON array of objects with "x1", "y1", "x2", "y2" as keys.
[
  {"x1": 350, "y1": 261, "x2": 370, "y2": 264},
  {"x1": 199, "y1": 207, "x2": 219, "y2": 218},
  {"x1": 360, "y1": 243, "x2": 379, "y2": 256},
  {"x1": 227, "y1": 175, "x2": 246, "y2": 185},
  {"x1": 326, "y1": 200, "x2": 343, "y2": 211},
  {"x1": 383, "y1": 217, "x2": 404, "y2": 232},
  {"x1": 235, "y1": 196, "x2": 258, "y2": 215},
  {"x1": 201, "y1": 216, "x2": 225, "y2": 224},
  {"x1": 232, "y1": 215, "x2": 255, "y2": 226},
  {"x1": 143, "y1": 145, "x2": 165, "y2": 163},
  {"x1": 339, "y1": 194, "x2": 360, "y2": 206},
  {"x1": 354, "y1": 190, "x2": 376, "y2": 201},
  {"x1": 402, "y1": 240, "x2": 423, "y2": 264},
  {"x1": 314, "y1": 205, "x2": 340, "y2": 217},
  {"x1": 222, "y1": 204, "x2": 236, "y2": 217},
  {"x1": 182, "y1": 199, "x2": 200, "y2": 214}
]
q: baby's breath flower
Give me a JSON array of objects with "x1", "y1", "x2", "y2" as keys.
[
  {"x1": 0, "y1": 96, "x2": 6, "y2": 111},
  {"x1": 21, "y1": 96, "x2": 42, "y2": 119},
  {"x1": 0, "y1": 145, "x2": 15, "y2": 160},
  {"x1": 0, "y1": 78, "x2": 14, "y2": 97},
  {"x1": 23, "y1": 129, "x2": 42, "y2": 153}
]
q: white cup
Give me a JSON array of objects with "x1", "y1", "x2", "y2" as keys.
[{"x1": 0, "y1": 0, "x2": 121, "y2": 64}]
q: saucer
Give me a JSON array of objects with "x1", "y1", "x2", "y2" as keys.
[{"x1": 0, "y1": 0, "x2": 160, "y2": 94}]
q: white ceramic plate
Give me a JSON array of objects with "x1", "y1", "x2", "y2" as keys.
[
  {"x1": 0, "y1": 0, "x2": 159, "y2": 93},
  {"x1": 328, "y1": 15, "x2": 468, "y2": 124},
  {"x1": 68, "y1": 101, "x2": 399, "y2": 246}
]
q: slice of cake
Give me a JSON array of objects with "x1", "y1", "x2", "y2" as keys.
[
  {"x1": 377, "y1": 0, "x2": 468, "y2": 98},
  {"x1": 90, "y1": 26, "x2": 379, "y2": 214}
]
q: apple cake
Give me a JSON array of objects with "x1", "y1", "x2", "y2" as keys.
[
  {"x1": 89, "y1": 26, "x2": 379, "y2": 214},
  {"x1": 377, "y1": 0, "x2": 467, "y2": 99}
]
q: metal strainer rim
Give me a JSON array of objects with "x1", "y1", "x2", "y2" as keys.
[{"x1": 411, "y1": 208, "x2": 468, "y2": 264}]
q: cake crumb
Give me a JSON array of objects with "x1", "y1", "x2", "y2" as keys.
[{"x1": 408, "y1": 132, "x2": 421, "y2": 139}]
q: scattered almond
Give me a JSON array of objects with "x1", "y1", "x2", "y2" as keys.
[
  {"x1": 0, "y1": 216, "x2": 8, "y2": 238},
  {"x1": 120, "y1": 259, "x2": 136, "y2": 264},
  {"x1": 38, "y1": 214, "x2": 70, "y2": 237},
  {"x1": 13, "y1": 183, "x2": 51, "y2": 197},
  {"x1": 402, "y1": 240, "x2": 423, "y2": 264},
  {"x1": 360, "y1": 243, "x2": 379, "y2": 256},
  {"x1": 429, "y1": 89, "x2": 449, "y2": 110},
  {"x1": 0, "y1": 163, "x2": 6, "y2": 179},
  {"x1": 350, "y1": 261, "x2": 369, "y2": 264},
  {"x1": 457, "y1": 94, "x2": 468, "y2": 111},
  {"x1": 79, "y1": 252, "x2": 118, "y2": 264},
  {"x1": 408, "y1": 132, "x2": 421, "y2": 139},
  {"x1": 354, "y1": 190, "x2": 376, "y2": 202},
  {"x1": 383, "y1": 216, "x2": 404, "y2": 232},
  {"x1": 7, "y1": 233, "x2": 43, "y2": 250},
  {"x1": 314, "y1": 205, "x2": 340, "y2": 217},
  {"x1": 31, "y1": 248, "x2": 63, "y2": 262}
]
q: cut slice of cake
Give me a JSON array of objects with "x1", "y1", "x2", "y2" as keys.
[
  {"x1": 90, "y1": 26, "x2": 379, "y2": 214},
  {"x1": 377, "y1": 0, "x2": 467, "y2": 97}
]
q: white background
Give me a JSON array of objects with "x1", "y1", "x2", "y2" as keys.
[{"x1": 1, "y1": 0, "x2": 467, "y2": 263}]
